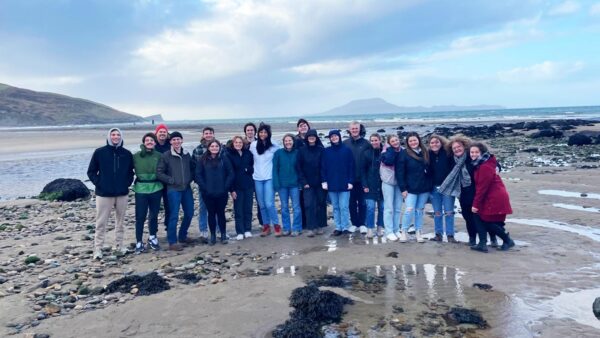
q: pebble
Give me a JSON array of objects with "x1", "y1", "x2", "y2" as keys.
[
  {"x1": 87, "y1": 297, "x2": 102, "y2": 305},
  {"x1": 43, "y1": 303, "x2": 62, "y2": 314},
  {"x1": 130, "y1": 288, "x2": 139, "y2": 295}
]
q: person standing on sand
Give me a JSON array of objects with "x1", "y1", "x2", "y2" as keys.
[
  {"x1": 153, "y1": 123, "x2": 171, "y2": 232},
  {"x1": 295, "y1": 118, "x2": 321, "y2": 230},
  {"x1": 361, "y1": 133, "x2": 384, "y2": 239},
  {"x1": 273, "y1": 134, "x2": 302, "y2": 236},
  {"x1": 196, "y1": 140, "x2": 234, "y2": 245},
  {"x1": 428, "y1": 134, "x2": 458, "y2": 243},
  {"x1": 250, "y1": 123, "x2": 281, "y2": 237},
  {"x1": 192, "y1": 127, "x2": 217, "y2": 243},
  {"x1": 132, "y1": 132, "x2": 163, "y2": 254},
  {"x1": 296, "y1": 129, "x2": 327, "y2": 237},
  {"x1": 380, "y1": 135, "x2": 403, "y2": 242},
  {"x1": 156, "y1": 131, "x2": 195, "y2": 251},
  {"x1": 243, "y1": 122, "x2": 264, "y2": 227},
  {"x1": 87, "y1": 127, "x2": 134, "y2": 260},
  {"x1": 468, "y1": 142, "x2": 515, "y2": 253},
  {"x1": 397, "y1": 132, "x2": 432, "y2": 243},
  {"x1": 321, "y1": 129, "x2": 354, "y2": 236},
  {"x1": 225, "y1": 136, "x2": 255, "y2": 240},
  {"x1": 343, "y1": 121, "x2": 370, "y2": 235}
]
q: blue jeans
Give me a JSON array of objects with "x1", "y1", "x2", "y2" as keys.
[
  {"x1": 328, "y1": 191, "x2": 350, "y2": 231},
  {"x1": 279, "y1": 187, "x2": 302, "y2": 232},
  {"x1": 382, "y1": 182, "x2": 402, "y2": 235},
  {"x1": 365, "y1": 198, "x2": 383, "y2": 229},
  {"x1": 197, "y1": 184, "x2": 208, "y2": 233},
  {"x1": 431, "y1": 186, "x2": 456, "y2": 236},
  {"x1": 167, "y1": 187, "x2": 194, "y2": 244},
  {"x1": 255, "y1": 179, "x2": 279, "y2": 225},
  {"x1": 402, "y1": 192, "x2": 429, "y2": 232}
]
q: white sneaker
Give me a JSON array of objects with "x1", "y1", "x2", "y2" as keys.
[
  {"x1": 366, "y1": 229, "x2": 374, "y2": 238},
  {"x1": 377, "y1": 226, "x2": 385, "y2": 237},
  {"x1": 236, "y1": 234, "x2": 244, "y2": 241},
  {"x1": 348, "y1": 225, "x2": 357, "y2": 233},
  {"x1": 395, "y1": 231, "x2": 402, "y2": 239},
  {"x1": 386, "y1": 233, "x2": 399, "y2": 242},
  {"x1": 244, "y1": 231, "x2": 253, "y2": 238},
  {"x1": 416, "y1": 231, "x2": 424, "y2": 243},
  {"x1": 93, "y1": 249, "x2": 103, "y2": 260},
  {"x1": 399, "y1": 231, "x2": 408, "y2": 243},
  {"x1": 200, "y1": 231, "x2": 209, "y2": 238},
  {"x1": 359, "y1": 225, "x2": 368, "y2": 234}
]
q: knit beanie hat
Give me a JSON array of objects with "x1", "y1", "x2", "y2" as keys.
[
  {"x1": 170, "y1": 131, "x2": 183, "y2": 140},
  {"x1": 155, "y1": 123, "x2": 168, "y2": 135}
]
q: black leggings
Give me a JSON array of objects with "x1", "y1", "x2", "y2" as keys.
[
  {"x1": 203, "y1": 194, "x2": 228, "y2": 237},
  {"x1": 474, "y1": 214, "x2": 508, "y2": 244}
]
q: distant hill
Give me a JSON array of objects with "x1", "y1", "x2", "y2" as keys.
[
  {"x1": 0, "y1": 83, "x2": 144, "y2": 126},
  {"x1": 318, "y1": 98, "x2": 504, "y2": 116}
]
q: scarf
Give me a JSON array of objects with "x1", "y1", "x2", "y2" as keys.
[
  {"x1": 439, "y1": 152, "x2": 471, "y2": 198},
  {"x1": 471, "y1": 152, "x2": 491, "y2": 168}
]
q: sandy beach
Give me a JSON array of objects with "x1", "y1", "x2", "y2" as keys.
[{"x1": 1, "y1": 120, "x2": 600, "y2": 337}]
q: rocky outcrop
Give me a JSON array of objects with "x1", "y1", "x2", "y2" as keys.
[
  {"x1": 568, "y1": 133, "x2": 593, "y2": 146},
  {"x1": 39, "y1": 179, "x2": 90, "y2": 201}
]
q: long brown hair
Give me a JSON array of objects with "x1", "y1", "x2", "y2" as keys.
[
  {"x1": 405, "y1": 132, "x2": 429, "y2": 163},
  {"x1": 428, "y1": 134, "x2": 449, "y2": 156}
]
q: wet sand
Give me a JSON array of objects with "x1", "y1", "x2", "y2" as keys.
[{"x1": 1, "y1": 123, "x2": 600, "y2": 337}]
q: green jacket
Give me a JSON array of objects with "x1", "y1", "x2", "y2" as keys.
[
  {"x1": 272, "y1": 148, "x2": 300, "y2": 191},
  {"x1": 133, "y1": 145, "x2": 163, "y2": 194}
]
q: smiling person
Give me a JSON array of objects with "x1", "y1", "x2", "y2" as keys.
[
  {"x1": 380, "y1": 134, "x2": 403, "y2": 241},
  {"x1": 196, "y1": 140, "x2": 234, "y2": 245},
  {"x1": 428, "y1": 134, "x2": 457, "y2": 243},
  {"x1": 343, "y1": 121, "x2": 371, "y2": 234},
  {"x1": 225, "y1": 136, "x2": 255, "y2": 240},
  {"x1": 361, "y1": 133, "x2": 384, "y2": 238},
  {"x1": 132, "y1": 132, "x2": 163, "y2": 254},
  {"x1": 192, "y1": 127, "x2": 217, "y2": 243},
  {"x1": 153, "y1": 123, "x2": 171, "y2": 232},
  {"x1": 468, "y1": 142, "x2": 515, "y2": 252},
  {"x1": 243, "y1": 122, "x2": 264, "y2": 227},
  {"x1": 273, "y1": 134, "x2": 302, "y2": 236},
  {"x1": 397, "y1": 132, "x2": 432, "y2": 243},
  {"x1": 87, "y1": 128, "x2": 134, "y2": 260},
  {"x1": 156, "y1": 131, "x2": 195, "y2": 251}
]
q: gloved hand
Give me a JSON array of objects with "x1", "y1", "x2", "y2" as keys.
[
  {"x1": 321, "y1": 182, "x2": 328, "y2": 190},
  {"x1": 347, "y1": 183, "x2": 353, "y2": 190}
]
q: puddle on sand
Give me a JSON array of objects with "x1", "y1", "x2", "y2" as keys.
[
  {"x1": 288, "y1": 264, "x2": 532, "y2": 337},
  {"x1": 539, "y1": 189, "x2": 600, "y2": 200},
  {"x1": 553, "y1": 203, "x2": 600, "y2": 213},
  {"x1": 507, "y1": 218, "x2": 600, "y2": 242}
]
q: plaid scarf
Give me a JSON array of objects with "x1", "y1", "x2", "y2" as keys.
[
  {"x1": 471, "y1": 152, "x2": 491, "y2": 168},
  {"x1": 439, "y1": 152, "x2": 472, "y2": 198}
]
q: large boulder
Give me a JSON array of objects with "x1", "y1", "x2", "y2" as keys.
[
  {"x1": 568, "y1": 133, "x2": 593, "y2": 146},
  {"x1": 594, "y1": 297, "x2": 600, "y2": 319},
  {"x1": 530, "y1": 128, "x2": 563, "y2": 139},
  {"x1": 40, "y1": 178, "x2": 90, "y2": 201}
]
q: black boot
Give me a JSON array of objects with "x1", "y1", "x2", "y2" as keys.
[
  {"x1": 209, "y1": 232, "x2": 216, "y2": 246},
  {"x1": 220, "y1": 232, "x2": 228, "y2": 245},
  {"x1": 468, "y1": 236, "x2": 477, "y2": 247},
  {"x1": 470, "y1": 242, "x2": 488, "y2": 253},
  {"x1": 499, "y1": 232, "x2": 515, "y2": 251}
]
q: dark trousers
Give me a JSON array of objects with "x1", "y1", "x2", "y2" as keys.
[
  {"x1": 204, "y1": 194, "x2": 228, "y2": 237},
  {"x1": 299, "y1": 189, "x2": 307, "y2": 229},
  {"x1": 460, "y1": 205, "x2": 478, "y2": 242},
  {"x1": 134, "y1": 191, "x2": 161, "y2": 242},
  {"x1": 349, "y1": 181, "x2": 366, "y2": 226},
  {"x1": 255, "y1": 190, "x2": 263, "y2": 225},
  {"x1": 303, "y1": 186, "x2": 327, "y2": 230},
  {"x1": 234, "y1": 188, "x2": 253, "y2": 235},
  {"x1": 161, "y1": 186, "x2": 170, "y2": 229},
  {"x1": 474, "y1": 214, "x2": 508, "y2": 244}
]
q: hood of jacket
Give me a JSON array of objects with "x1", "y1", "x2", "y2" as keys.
[{"x1": 106, "y1": 127, "x2": 124, "y2": 148}]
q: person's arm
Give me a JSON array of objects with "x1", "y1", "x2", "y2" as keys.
[
  {"x1": 296, "y1": 150, "x2": 308, "y2": 188},
  {"x1": 156, "y1": 155, "x2": 174, "y2": 185},
  {"x1": 126, "y1": 152, "x2": 134, "y2": 187},
  {"x1": 272, "y1": 151, "x2": 280, "y2": 191},
  {"x1": 380, "y1": 149, "x2": 395, "y2": 165},
  {"x1": 360, "y1": 150, "x2": 370, "y2": 192},
  {"x1": 396, "y1": 151, "x2": 407, "y2": 194},
  {"x1": 223, "y1": 156, "x2": 235, "y2": 193},
  {"x1": 347, "y1": 148, "x2": 355, "y2": 189},
  {"x1": 86, "y1": 150, "x2": 99, "y2": 186},
  {"x1": 320, "y1": 150, "x2": 328, "y2": 190},
  {"x1": 472, "y1": 164, "x2": 494, "y2": 211}
]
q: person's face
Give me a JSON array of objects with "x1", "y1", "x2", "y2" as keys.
[
  {"x1": 407, "y1": 136, "x2": 419, "y2": 149},
  {"x1": 156, "y1": 129, "x2": 168, "y2": 142},
  {"x1": 170, "y1": 137, "x2": 182, "y2": 149},
  {"x1": 233, "y1": 138, "x2": 244, "y2": 150},
  {"x1": 349, "y1": 124, "x2": 360, "y2": 138},
  {"x1": 245, "y1": 126, "x2": 255, "y2": 140},
  {"x1": 283, "y1": 136, "x2": 294, "y2": 150},
  {"x1": 258, "y1": 129, "x2": 268, "y2": 140},
  {"x1": 110, "y1": 131, "x2": 121, "y2": 145},
  {"x1": 330, "y1": 134, "x2": 340, "y2": 144},
  {"x1": 144, "y1": 136, "x2": 156, "y2": 150},
  {"x1": 307, "y1": 135, "x2": 317, "y2": 145},
  {"x1": 429, "y1": 138, "x2": 442, "y2": 152},
  {"x1": 298, "y1": 123, "x2": 308, "y2": 135},
  {"x1": 203, "y1": 130, "x2": 214, "y2": 141},
  {"x1": 209, "y1": 142, "x2": 220, "y2": 155},
  {"x1": 370, "y1": 136, "x2": 381, "y2": 149},
  {"x1": 389, "y1": 137, "x2": 400, "y2": 149},
  {"x1": 452, "y1": 142, "x2": 465, "y2": 157},
  {"x1": 470, "y1": 147, "x2": 481, "y2": 160}
]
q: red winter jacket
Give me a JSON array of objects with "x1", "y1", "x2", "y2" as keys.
[{"x1": 472, "y1": 155, "x2": 512, "y2": 222}]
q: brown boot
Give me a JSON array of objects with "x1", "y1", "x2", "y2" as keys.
[
  {"x1": 260, "y1": 225, "x2": 271, "y2": 237},
  {"x1": 169, "y1": 243, "x2": 183, "y2": 251}
]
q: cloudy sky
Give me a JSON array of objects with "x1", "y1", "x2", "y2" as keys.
[{"x1": 1, "y1": 0, "x2": 599, "y2": 119}]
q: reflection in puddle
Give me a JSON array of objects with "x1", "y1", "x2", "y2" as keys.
[
  {"x1": 279, "y1": 251, "x2": 299, "y2": 260},
  {"x1": 326, "y1": 240, "x2": 337, "y2": 252},
  {"x1": 553, "y1": 203, "x2": 600, "y2": 213},
  {"x1": 275, "y1": 266, "x2": 296, "y2": 276},
  {"x1": 507, "y1": 218, "x2": 600, "y2": 242},
  {"x1": 539, "y1": 189, "x2": 600, "y2": 200}
]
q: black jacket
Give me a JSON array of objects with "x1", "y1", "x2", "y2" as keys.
[
  {"x1": 361, "y1": 147, "x2": 383, "y2": 200},
  {"x1": 225, "y1": 147, "x2": 254, "y2": 191},
  {"x1": 87, "y1": 144, "x2": 134, "y2": 197},
  {"x1": 195, "y1": 155, "x2": 234, "y2": 197},
  {"x1": 459, "y1": 157, "x2": 476, "y2": 208},
  {"x1": 156, "y1": 147, "x2": 195, "y2": 191},
  {"x1": 429, "y1": 148, "x2": 454, "y2": 186},
  {"x1": 396, "y1": 150, "x2": 432, "y2": 194},
  {"x1": 343, "y1": 137, "x2": 371, "y2": 182},
  {"x1": 154, "y1": 141, "x2": 171, "y2": 154},
  {"x1": 296, "y1": 143, "x2": 323, "y2": 188}
]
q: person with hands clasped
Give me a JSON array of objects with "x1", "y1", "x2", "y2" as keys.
[
  {"x1": 273, "y1": 134, "x2": 302, "y2": 236},
  {"x1": 321, "y1": 129, "x2": 355, "y2": 236}
]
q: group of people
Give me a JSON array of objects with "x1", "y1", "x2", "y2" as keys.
[{"x1": 86, "y1": 119, "x2": 515, "y2": 260}]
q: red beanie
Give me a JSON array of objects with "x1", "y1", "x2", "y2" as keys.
[{"x1": 155, "y1": 123, "x2": 168, "y2": 134}]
